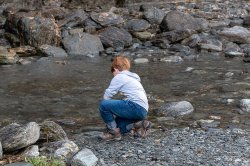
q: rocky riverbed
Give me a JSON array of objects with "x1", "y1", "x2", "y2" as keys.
[{"x1": 0, "y1": 0, "x2": 250, "y2": 165}]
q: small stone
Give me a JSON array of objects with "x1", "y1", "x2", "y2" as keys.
[{"x1": 134, "y1": 58, "x2": 149, "y2": 64}]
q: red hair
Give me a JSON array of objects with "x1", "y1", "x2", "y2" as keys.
[{"x1": 111, "y1": 55, "x2": 131, "y2": 72}]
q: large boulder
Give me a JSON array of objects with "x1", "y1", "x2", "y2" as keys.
[
  {"x1": 157, "y1": 101, "x2": 194, "y2": 117},
  {"x1": 0, "y1": 122, "x2": 40, "y2": 152},
  {"x1": 62, "y1": 32, "x2": 104, "y2": 57},
  {"x1": 160, "y1": 11, "x2": 209, "y2": 32},
  {"x1": 17, "y1": 16, "x2": 61, "y2": 47},
  {"x1": 98, "y1": 26, "x2": 132, "y2": 48}
]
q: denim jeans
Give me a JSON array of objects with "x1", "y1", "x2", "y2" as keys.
[{"x1": 99, "y1": 99, "x2": 148, "y2": 134}]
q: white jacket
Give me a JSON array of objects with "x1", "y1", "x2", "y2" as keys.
[{"x1": 104, "y1": 70, "x2": 149, "y2": 111}]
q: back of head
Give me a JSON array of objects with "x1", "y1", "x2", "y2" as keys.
[{"x1": 111, "y1": 55, "x2": 131, "y2": 72}]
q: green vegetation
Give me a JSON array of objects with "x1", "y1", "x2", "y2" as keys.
[{"x1": 25, "y1": 156, "x2": 65, "y2": 166}]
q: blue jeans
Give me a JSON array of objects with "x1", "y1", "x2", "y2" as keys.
[{"x1": 99, "y1": 99, "x2": 148, "y2": 134}]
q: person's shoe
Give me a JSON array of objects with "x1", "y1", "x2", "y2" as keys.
[
  {"x1": 133, "y1": 120, "x2": 152, "y2": 138},
  {"x1": 99, "y1": 128, "x2": 122, "y2": 141}
]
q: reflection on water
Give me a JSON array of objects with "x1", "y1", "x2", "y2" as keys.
[{"x1": 0, "y1": 55, "x2": 249, "y2": 133}]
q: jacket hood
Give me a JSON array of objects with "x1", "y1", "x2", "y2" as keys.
[{"x1": 119, "y1": 70, "x2": 141, "y2": 82}]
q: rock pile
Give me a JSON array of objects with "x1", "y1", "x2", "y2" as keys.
[{"x1": 0, "y1": 0, "x2": 249, "y2": 64}]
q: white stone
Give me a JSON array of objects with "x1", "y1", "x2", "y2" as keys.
[
  {"x1": 134, "y1": 58, "x2": 149, "y2": 64},
  {"x1": 71, "y1": 148, "x2": 98, "y2": 166},
  {"x1": 239, "y1": 99, "x2": 250, "y2": 113}
]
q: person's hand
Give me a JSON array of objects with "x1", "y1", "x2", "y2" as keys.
[{"x1": 113, "y1": 68, "x2": 120, "y2": 76}]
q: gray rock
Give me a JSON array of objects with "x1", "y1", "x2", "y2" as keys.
[
  {"x1": 219, "y1": 26, "x2": 250, "y2": 44},
  {"x1": 0, "y1": 122, "x2": 40, "y2": 152},
  {"x1": 160, "y1": 11, "x2": 209, "y2": 32},
  {"x1": 39, "y1": 121, "x2": 68, "y2": 142},
  {"x1": 124, "y1": 19, "x2": 150, "y2": 32},
  {"x1": 243, "y1": 16, "x2": 250, "y2": 26},
  {"x1": 197, "y1": 119, "x2": 220, "y2": 129},
  {"x1": 239, "y1": 99, "x2": 250, "y2": 113},
  {"x1": 98, "y1": 26, "x2": 132, "y2": 49},
  {"x1": 4, "y1": 162, "x2": 33, "y2": 166},
  {"x1": 91, "y1": 11, "x2": 123, "y2": 27},
  {"x1": 62, "y1": 32, "x2": 104, "y2": 57},
  {"x1": 57, "y1": 9, "x2": 88, "y2": 28},
  {"x1": 39, "y1": 44, "x2": 68, "y2": 58},
  {"x1": 199, "y1": 39, "x2": 223, "y2": 52},
  {"x1": 17, "y1": 15, "x2": 61, "y2": 47},
  {"x1": 54, "y1": 140, "x2": 79, "y2": 160},
  {"x1": 156, "y1": 29, "x2": 196, "y2": 43},
  {"x1": 158, "y1": 101, "x2": 194, "y2": 117},
  {"x1": 143, "y1": 7, "x2": 165, "y2": 25},
  {"x1": 21, "y1": 145, "x2": 39, "y2": 157},
  {"x1": 41, "y1": 140, "x2": 79, "y2": 161},
  {"x1": 71, "y1": 148, "x2": 98, "y2": 166},
  {"x1": 133, "y1": 31, "x2": 154, "y2": 41}
]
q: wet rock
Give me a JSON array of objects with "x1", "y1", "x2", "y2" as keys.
[
  {"x1": 91, "y1": 11, "x2": 123, "y2": 27},
  {"x1": 239, "y1": 99, "x2": 250, "y2": 113},
  {"x1": 209, "y1": 19, "x2": 230, "y2": 28},
  {"x1": 0, "y1": 122, "x2": 40, "y2": 152},
  {"x1": 17, "y1": 58, "x2": 32, "y2": 65},
  {"x1": 98, "y1": 26, "x2": 132, "y2": 48},
  {"x1": 9, "y1": 46, "x2": 36, "y2": 57},
  {"x1": 134, "y1": 58, "x2": 149, "y2": 64},
  {"x1": 199, "y1": 38, "x2": 223, "y2": 52},
  {"x1": 240, "y1": 44, "x2": 250, "y2": 54},
  {"x1": 156, "y1": 29, "x2": 196, "y2": 43},
  {"x1": 160, "y1": 11, "x2": 209, "y2": 32},
  {"x1": 219, "y1": 26, "x2": 250, "y2": 44},
  {"x1": 160, "y1": 56, "x2": 183, "y2": 63},
  {"x1": 0, "y1": 46, "x2": 18, "y2": 64},
  {"x1": 157, "y1": 101, "x2": 194, "y2": 117},
  {"x1": 39, "y1": 121, "x2": 68, "y2": 142},
  {"x1": 151, "y1": 39, "x2": 170, "y2": 49},
  {"x1": 57, "y1": 9, "x2": 88, "y2": 28},
  {"x1": 124, "y1": 19, "x2": 150, "y2": 32},
  {"x1": 63, "y1": 32, "x2": 104, "y2": 57},
  {"x1": 38, "y1": 44, "x2": 68, "y2": 58},
  {"x1": 143, "y1": 7, "x2": 165, "y2": 25},
  {"x1": 71, "y1": 148, "x2": 98, "y2": 166},
  {"x1": 197, "y1": 119, "x2": 220, "y2": 129},
  {"x1": 225, "y1": 51, "x2": 244, "y2": 58},
  {"x1": 224, "y1": 42, "x2": 241, "y2": 53},
  {"x1": 21, "y1": 145, "x2": 39, "y2": 157}
]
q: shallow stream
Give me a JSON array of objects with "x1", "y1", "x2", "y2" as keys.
[{"x1": 0, "y1": 53, "x2": 249, "y2": 133}]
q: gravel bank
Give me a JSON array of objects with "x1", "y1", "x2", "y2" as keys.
[{"x1": 72, "y1": 127, "x2": 250, "y2": 166}]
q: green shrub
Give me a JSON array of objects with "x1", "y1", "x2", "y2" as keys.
[{"x1": 25, "y1": 156, "x2": 65, "y2": 166}]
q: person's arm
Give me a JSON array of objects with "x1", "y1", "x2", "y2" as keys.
[{"x1": 103, "y1": 75, "x2": 124, "y2": 99}]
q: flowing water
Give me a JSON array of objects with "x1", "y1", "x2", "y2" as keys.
[{"x1": 0, "y1": 53, "x2": 250, "y2": 133}]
